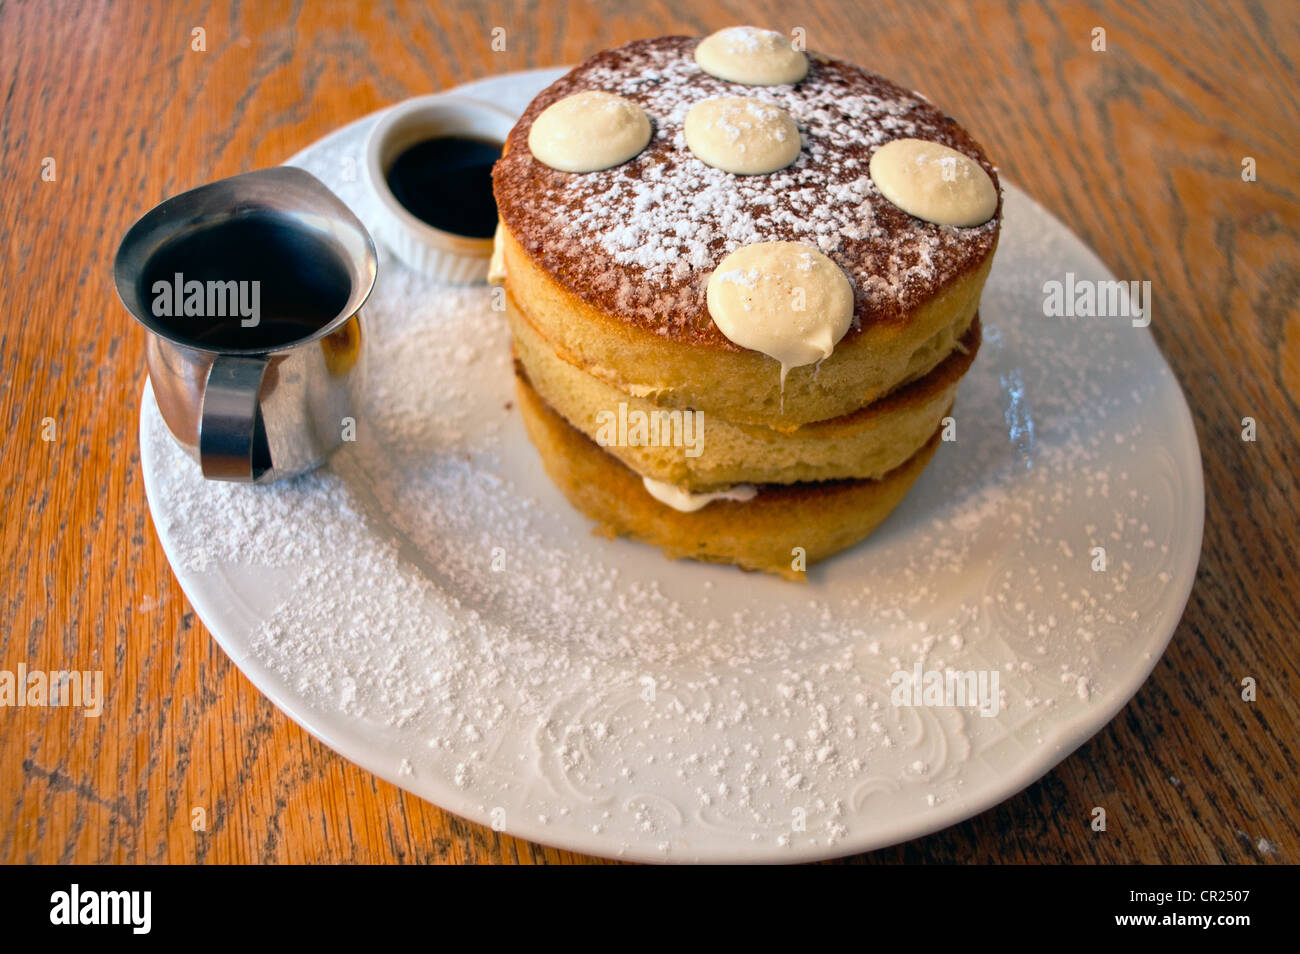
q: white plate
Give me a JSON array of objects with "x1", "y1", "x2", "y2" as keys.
[{"x1": 139, "y1": 68, "x2": 1203, "y2": 863}]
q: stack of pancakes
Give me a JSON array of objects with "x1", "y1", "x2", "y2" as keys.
[{"x1": 492, "y1": 36, "x2": 1000, "y2": 579}]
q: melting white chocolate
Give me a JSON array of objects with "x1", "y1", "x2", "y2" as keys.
[
  {"x1": 705, "y1": 241, "x2": 853, "y2": 385},
  {"x1": 694, "y1": 26, "x2": 808, "y2": 86},
  {"x1": 527, "y1": 90, "x2": 651, "y2": 173},
  {"x1": 642, "y1": 475, "x2": 757, "y2": 512},
  {"x1": 684, "y1": 97, "x2": 801, "y2": 175},
  {"x1": 868, "y1": 138, "x2": 997, "y2": 227}
]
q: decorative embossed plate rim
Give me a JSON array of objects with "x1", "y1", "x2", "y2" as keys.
[{"x1": 139, "y1": 68, "x2": 1203, "y2": 863}]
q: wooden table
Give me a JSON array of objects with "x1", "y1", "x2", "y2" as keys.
[{"x1": 2, "y1": 0, "x2": 1296, "y2": 864}]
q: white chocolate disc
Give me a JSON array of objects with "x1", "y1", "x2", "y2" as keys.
[
  {"x1": 868, "y1": 138, "x2": 998, "y2": 227},
  {"x1": 706, "y1": 241, "x2": 853, "y2": 383},
  {"x1": 694, "y1": 26, "x2": 808, "y2": 86},
  {"x1": 684, "y1": 97, "x2": 801, "y2": 175},
  {"x1": 527, "y1": 91, "x2": 651, "y2": 173}
]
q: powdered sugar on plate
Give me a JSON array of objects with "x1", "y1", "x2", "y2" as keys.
[{"x1": 137, "y1": 71, "x2": 1202, "y2": 863}]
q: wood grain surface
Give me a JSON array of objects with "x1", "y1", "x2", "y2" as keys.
[{"x1": 1, "y1": 0, "x2": 1296, "y2": 864}]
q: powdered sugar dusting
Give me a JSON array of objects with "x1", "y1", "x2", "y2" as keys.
[
  {"x1": 494, "y1": 38, "x2": 1001, "y2": 338},
  {"x1": 716, "y1": 25, "x2": 785, "y2": 55},
  {"x1": 137, "y1": 88, "x2": 1199, "y2": 862}
]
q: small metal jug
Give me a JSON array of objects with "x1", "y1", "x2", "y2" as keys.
[{"x1": 114, "y1": 167, "x2": 377, "y2": 483}]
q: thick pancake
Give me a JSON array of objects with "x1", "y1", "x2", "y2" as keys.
[
  {"x1": 493, "y1": 36, "x2": 1000, "y2": 427},
  {"x1": 509, "y1": 286, "x2": 979, "y2": 489},
  {"x1": 515, "y1": 371, "x2": 942, "y2": 581},
  {"x1": 498, "y1": 224, "x2": 987, "y2": 428}
]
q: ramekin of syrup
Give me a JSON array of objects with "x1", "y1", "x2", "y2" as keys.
[{"x1": 365, "y1": 95, "x2": 517, "y2": 283}]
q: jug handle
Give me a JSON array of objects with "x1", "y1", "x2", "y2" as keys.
[{"x1": 199, "y1": 355, "x2": 271, "y2": 482}]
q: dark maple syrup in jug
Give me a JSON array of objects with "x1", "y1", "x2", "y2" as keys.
[{"x1": 138, "y1": 213, "x2": 352, "y2": 350}]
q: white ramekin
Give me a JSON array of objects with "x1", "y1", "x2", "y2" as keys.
[{"x1": 364, "y1": 94, "x2": 517, "y2": 284}]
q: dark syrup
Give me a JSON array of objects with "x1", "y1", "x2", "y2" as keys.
[
  {"x1": 139, "y1": 214, "x2": 352, "y2": 350},
  {"x1": 385, "y1": 136, "x2": 501, "y2": 239}
]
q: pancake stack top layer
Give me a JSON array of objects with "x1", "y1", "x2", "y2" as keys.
[{"x1": 492, "y1": 35, "x2": 1002, "y2": 348}]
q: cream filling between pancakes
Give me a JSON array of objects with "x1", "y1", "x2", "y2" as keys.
[{"x1": 642, "y1": 476, "x2": 758, "y2": 512}]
